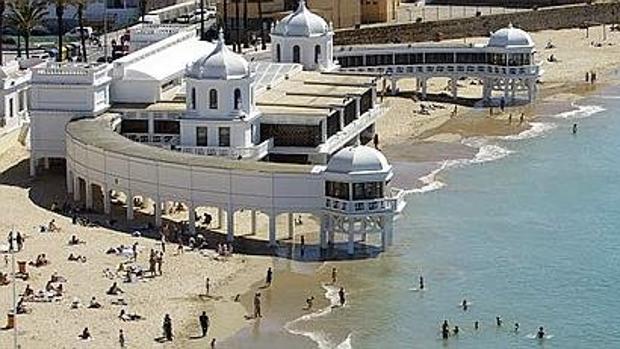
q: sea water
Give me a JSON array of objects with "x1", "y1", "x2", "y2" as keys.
[{"x1": 284, "y1": 86, "x2": 620, "y2": 349}]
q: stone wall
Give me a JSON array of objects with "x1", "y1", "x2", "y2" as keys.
[{"x1": 334, "y1": 2, "x2": 620, "y2": 45}]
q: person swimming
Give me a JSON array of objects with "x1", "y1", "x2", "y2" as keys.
[{"x1": 537, "y1": 326, "x2": 545, "y2": 339}]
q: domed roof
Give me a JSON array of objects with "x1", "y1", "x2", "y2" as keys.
[
  {"x1": 326, "y1": 146, "x2": 391, "y2": 174},
  {"x1": 272, "y1": 0, "x2": 330, "y2": 37},
  {"x1": 187, "y1": 29, "x2": 249, "y2": 80},
  {"x1": 488, "y1": 24, "x2": 534, "y2": 48}
]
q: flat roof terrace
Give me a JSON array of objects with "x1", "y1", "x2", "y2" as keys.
[{"x1": 66, "y1": 114, "x2": 314, "y2": 174}]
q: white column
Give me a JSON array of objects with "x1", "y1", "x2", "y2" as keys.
[
  {"x1": 103, "y1": 186, "x2": 111, "y2": 215},
  {"x1": 511, "y1": 79, "x2": 516, "y2": 101},
  {"x1": 320, "y1": 214, "x2": 328, "y2": 249},
  {"x1": 527, "y1": 79, "x2": 534, "y2": 102},
  {"x1": 421, "y1": 78, "x2": 428, "y2": 99},
  {"x1": 451, "y1": 78, "x2": 458, "y2": 99},
  {"x1": 73, "y1": 176, "x2": 81, "y2": 202},
  {"x1": 126, "y1": 192, "x2": 134, "y2": 221},
  {"x1": 217, "y1": 207, "x2": 223, "y2": 229},
  {"x1": 347, "y1": 221, "x2": 355, "y2": 255},
  {"x1": 188, "y1": 203, "x2": 196, "y2": 235},
  {"x1": 227, "y1": 206, "x2": 234, "y2": 242},
  {"x1": 154, "y1": 198, "x2": 162, "y2": 226},
  {"x1": 66, "y1": 168, "x2": 73, "y2": 194},
  {"x1": 390, "y1": 77, "x2": 398, "y2": 96},
  {"x1": 288, "y1": 213, "x2": 294, "y2": 240},
  {"x1": 85, "y1": 181, "x2": 93, "y2": 209},
  {"x1": 503, "y1": 78, "x2": 510, "y2": 102},
  {"x1": 251, "y1": 210, "x2": 257, "y2": 235},
  {"x1": 29, "y1": 157, "x2": 36, "y2": 177},
  {"x1": 268, "y1": 213, "x2": 277, "y2": 246},
  {"x1": 386, "y1": 214, "x2": 394, "y2": 246},
  {"x1": 43, "y1": 157, "x2": 50, "y2": 170}
]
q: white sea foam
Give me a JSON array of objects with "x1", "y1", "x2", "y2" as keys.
[
  {"x1": 553, "y1": 104, "x2": 605, "y2": 119},
  {"x1": 499, "y1": 122, "x2": 557, "y2": 141},
  {"x1": 405, "y1": 138, "x2": 513, "y2": 195},
  {"x1": 284, "y1": 284, "x2": 353, "y2": 349}
]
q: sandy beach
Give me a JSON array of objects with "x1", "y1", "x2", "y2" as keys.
[{"x1": 1, "y1": 23, "x2": 620, "y2": 348}]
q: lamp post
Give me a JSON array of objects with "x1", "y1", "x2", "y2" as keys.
[{"x1": 8, "y1": 228, "x2": 18, "y2": 349}]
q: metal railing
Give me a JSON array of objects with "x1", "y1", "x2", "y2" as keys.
[
  {"x1": 325, "y1": 187, "x2": 406, "y2": 214},
  {"x1": 339, "y1": 62, "x2": 540, "y2": 78},
  {"x1": 175, "y1": 138, "x2": 273, "y2": 160}
]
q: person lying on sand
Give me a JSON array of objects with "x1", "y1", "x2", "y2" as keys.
[
  {"x1": 88, "y1": 296, "x2": 102, "y2": 309},
  {"x1": 79, "y1": 327, "x2": 91, "y2": 340},
  {"x1": 107, "y1": 282, "x2": 124, "y2": 295},
  {"x1": 23, "y1": 284, "x2": 34, "y2": 297},
  {"x1": 68, "y1": 235, "x2": 85, "y2": 245},
  {"x1": 48, "y1": 220, "x2": 61, "y2": 232},
  {"x1": 118, "y1": 309, "x2": 143, "y2": 321},
  {"x1": 68, "y1": 253, "x2": 87, "y2": 263},
  {"x1": 29, "y1": 254, "x2": 49, "y2": 267}
]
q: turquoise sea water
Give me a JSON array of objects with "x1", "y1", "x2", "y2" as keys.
[{"x1": 285, "y1": 86, "x2": 620, "y2": 349}]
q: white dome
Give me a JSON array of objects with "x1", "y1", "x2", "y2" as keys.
[
  {"x1": 326, "y1": 146, "x2": 391, "y2": 174},
  {"x1": 488, "y1": 24, "x2": 534, "y2": 48},
  {"x1": 187, "y1": 30, "x2": 249, "y2": 80},
  {"x1": 272, "y1": 0, "x2": 329, "y2": 37}
]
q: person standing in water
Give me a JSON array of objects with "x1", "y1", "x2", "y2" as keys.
[
  {"x1": 514, "y1": 322, "x2": 520, "y2": 332},
  {"x1": 573, "y1": 123, "x2": 578, "y2": 134},
  {"x1": 338, "y1": 287, "x2": 346, "y2": 307},
  {"x1": 474, "y1": 321, "x2": 479, "y2": 330},
  {"x1": 419, "y1": 276, "x2": 424, "y2": 290},
  {"x1": 496, "y1": 316, "x2": 502, "y2": 327},
  {"x1": 462, "y1": 299, "x2": 468, "y2": 311},
  {"x1": 442, "y1": 320, "x2": 449, "y2": 339},
  {"x1": 265, "y1": 267, "x2": 273, "y2": 286},
  {"x1": 453, "y1": 326, "x2": 459, "y2": 335},
  {"x1": 537, "y1": 326, "x2": 545, "y2": 339}
]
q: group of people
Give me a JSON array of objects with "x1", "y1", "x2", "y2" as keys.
[
  {"x1": 148, "y1": 249, "x2": 165, "y2": 276},
  {"x1": 441, "y1": 318, "x2": 547, "y2": 341},
  {"x1": 585, "y1": 71, "x2": 598, "y2": 84}
]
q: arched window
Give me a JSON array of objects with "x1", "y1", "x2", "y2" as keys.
[
  {"x1": 190, "y1": 88, "x2": 196, "y2": 109},
  {"x1": 293, "y1": 45, "x2": 301, "y2": 63},
  {"x1": 209, "y1": 89, "x2": 218, "y2": 109},
  {"x1": 276, "y1": 44, "x2": 281, "y2": 62},
  {"x1": 314, "y1": 45, "x2": 321, "y2": 64},
  {"x1": 233, "y1": 89, "x2": 242, "y2": 110}
]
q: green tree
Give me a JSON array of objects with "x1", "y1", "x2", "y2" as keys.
[{"x1": 8, "y1": 0, "x2": 47, "y2": 58}]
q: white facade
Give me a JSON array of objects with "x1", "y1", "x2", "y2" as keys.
[
  {"x1": 0, "y1": 61, "x2": 31, "y2": 137},
  {"x1": 270, "y1": 0, "x2": 338, "y2": 72},
  {"x1": 29, "y1": 62, "x2": 112, "y2": 175}
]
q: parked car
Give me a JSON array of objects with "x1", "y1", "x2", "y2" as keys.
[
  {"x1": 66, "y1": 27, "x2": 94, "y2": 39},
  {"x1": 143, "y1": 14, "x2": 161, "y2": 25}
]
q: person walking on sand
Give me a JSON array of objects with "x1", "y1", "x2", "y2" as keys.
[
  {"x1": 519, "y1": 113, "x2": 525, "y2": 125},
  {"x1": 265, "y1": 267, "x2": 273, "y2": 286},
  {"x1": 211, "y1": 338, "x2": 217, "y2": 348},
  {"x1": 205, "y1": 277, "x2": 210, "y2": 296},
  {"x1": 500, "y1": 97, "x2": 506, "y2": 112},
  {"x1": 163, "y1": 314, "x2": 173, "y2": 341},
  {"x1": 253, "y1": 292, "x2": 262, "y2": 318},
  {"x1": 508, "y1": 113, "x2": 512, "y2": 124},
  {"x1": 331, "y1": 267, "x2": 337, "y2": 285},
  {"x1": 338, "y1": 287, "x2": 346, "y2": 307},
  {"x1": 119, "y1": 329, "x2": 125, "y2": 347},
  {"x1": 132, "y1": 242, "x2": 138, "y2": 262},
  {"x1": 199, "y1": 311, "x2": 210, "y2": 337}
]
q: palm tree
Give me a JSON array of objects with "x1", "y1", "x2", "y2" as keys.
[
  {"x1": 0, "y1": 0, "x2": 6, "y2": 65},
  {"x1": 222, "y1": 0, "x2": 228, "y2": 34},
  {"x1": 234, "y1": 0, "x2": 240, "y2": 52},
  {"x1": 75, "y1": 0, "x2": 87, "y2": 61},
  {"x1": 53, "y1": 0, "x2": 72, "y2": 62},
  {"x1": 242, "y1": 0, "x2": 248, "y2": 48},
  {"x1": 138, "y1": 0, "x2": 148, "y2": 22},
  {"x1": 257, "y1": 0, "x2": 265, "y2": 50},
  {"x1": 7, "y1": 0, "x2": 47, "y2": 58}
]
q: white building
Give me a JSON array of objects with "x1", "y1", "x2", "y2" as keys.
[
  {"x1": 0, "y1": 61, "x2": 31, "y2": 138},
  {"x1": 25, "y1": 4, "x2": 542, "y2": 256},
  {"x1": 270, "y1": 0, "x2": 338, "y2": 72}
]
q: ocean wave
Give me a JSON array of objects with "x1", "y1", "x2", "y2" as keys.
[
  {"x1": 284, "y1": 284, "x2": 353, "y2": 349},
  {"x1": 553, "y1": 104, "x2": 605, "y2": 119},
  {"x1": 499, "y1": 122, "x2": 557, "y2": 141},
  {"x1": 405, "y1": 139, "x2": 513, "y2": 195}
]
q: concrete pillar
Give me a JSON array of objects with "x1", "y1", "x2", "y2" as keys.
[
  {"x1": 503, "y1": 78, "x2": 510, "y2": 102},
  {"x1": 511, "y1": 79, "x2": 516, "y2": 101},
  {"x1": 188, "y1": 203, "x2": 196, "y2": 235},
  {"x1": 451, "y1": 78, "x2": 458, "y2": 99},
  {"x1": 29, "y1": 157, "x2": 36, "y2": 177},
  {"x1": 103, "y1": 187, "x2": 111, "y2": 215},
  {"x1": 66, "y1": 168, "x2": 73, "y2": 194},
  {"x1": 227, "y1": 206, "x2": 235, "y2": 242},
  {"x1": 217, "y1": 207, "x2": 223, "y2": 229},
  {"x1": 347, "y1": 223, "x2": 355, "y2": 255},
  {"x1": 320, "y1": 214, "x2": 327, "y2": 249},
  {"x1": 154, "y1": 198, "x2": 162, "y2": 226},
  {"x1": 85, "y1": 181, "x2": 93, "y2": 209},
  {"x1": 386, "y1": 214, "x2": 394, "y2": 246},
  {"x1": 361, "y1": 233, "x2": 367, "y2": 242},
  {"x1": 527, "y1": 79, "x2": 534, "y2": 102},
  {"x1": 268, "y1": 213, "x2": 277, "y2": 246},
  {"x1": 73, "y1": 176, "x2": 81, "y2": 202},
  {"x1": 390, "y1": 77, "x2": 398, "y2": 96},
  {"x1": 421, "y1": 78, "x2": 428, "y2": 99},
  {"x1": 381, "y1": 226, "x2": 387, "y2": 251},
  {"x1": 126, "y1": 192, "x2": 134, "y2": 221},
  {"x1": 288, "y1": 212, "x2": 294, "y2": 239},
  {"x1": 250, "y1": 210, "x2": 257, "y2": 235},
  {"x1": 43, "y1": 157, "x2": 50, "y2": 170},
  {"x1": 147, "y1": 114, "x2": 155, "y2": 141}
]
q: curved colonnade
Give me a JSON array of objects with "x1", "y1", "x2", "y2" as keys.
[{"x1": 65, "y1": 114, "x2": 324, "y2": 246}]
